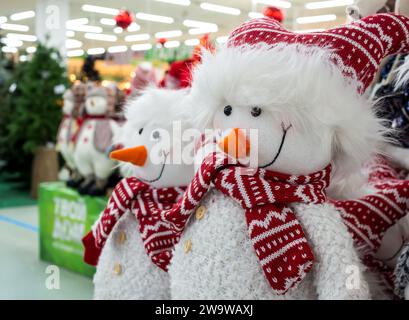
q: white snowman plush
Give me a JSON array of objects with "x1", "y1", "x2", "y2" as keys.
[
  {"x1": 57, "y1": 84, "x2": 86, "y2": 186},
  {"x1": 163, "y1": 14, "x2": 409, "y2": 300},
  {"x1": 82, "y1": 88, "x2": 194, "y2": 299},
  {"x1": 73, "y1": 86, "x2": 120, "y2": 196}
]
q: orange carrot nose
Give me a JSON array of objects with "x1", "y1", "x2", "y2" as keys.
[
  {"x1": 110, "y1": 145, "x2": 148, "y2": 166},
  {"x1": 218, "y1": 128, "x2": 250, "y2": 159}
]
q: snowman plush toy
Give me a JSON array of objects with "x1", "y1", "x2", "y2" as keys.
[
  {"x1": 146, "y1": 14, "x2": 409, "y2": 300},
  {"x1": 82, "y1": 88, "x2": 194, "y2": 299},
  {"x1": 73, "y1": 86, "x2": 120, "y2": 196},
  {"x1": 57, "y1": 83, "x2": 86, "y2": 186}
]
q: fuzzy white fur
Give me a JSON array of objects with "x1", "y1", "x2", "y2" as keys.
[
  {"x1": 93, "y1": 212, "x2": 170, "y2": 300},
  {"x1": 189, "y1": 45, "x2": 386, "y2": 188},
  {"x1": 169, "y1": 189, "x2": 370, "y2": 299},
  {"x1": 168, "y1": 44, "x2": 385, "y2": 299}
]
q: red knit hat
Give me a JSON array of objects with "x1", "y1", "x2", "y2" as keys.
[{"x1": 227, "y1": 14, "x2": 409, "y2": 93}]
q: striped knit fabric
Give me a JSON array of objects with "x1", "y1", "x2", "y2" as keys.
[
  {"x1": 331, "y1": 156, "x2": 409, "y2": 297},
  {"x1": 332, "y1": 156, "x2": 409, "y2": 254},
  {"x1": 227, "y1": 14, "x2": 409, "y2": 93},
  {"x1": 82, "y1": 179, "x2": 185, "y2": 269},
  {"x1": 159, "y1": 153, "x2": 332, "y2": 294}
]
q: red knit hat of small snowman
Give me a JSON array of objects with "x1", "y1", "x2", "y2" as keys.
[{"x1": 227, "y1": 14, "x2": 409, "y2": 93}]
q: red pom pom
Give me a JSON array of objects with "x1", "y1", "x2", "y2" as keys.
[
  {"x1": 157, "y1": 38, "x2": 167, "y2": 46},
  {"x1": 115, "y1": 10, "x2": 133, "y2": 29},
  {"x1": 263, "y1": 6, "x2": 284, "y2": 23}
]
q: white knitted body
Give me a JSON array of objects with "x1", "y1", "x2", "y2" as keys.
[
  {"x1": 169, "y1": 189, "x2": 370, "y2": 300},
  {"x1": 93, "y1": 212, "x2": 170, "y2": 300},
  {"x1": 73, "y1": 119, "x2": 117, "y2": 179},
  {"x1": 56, "y1": 117, "x2": 76, "y2": 170}
]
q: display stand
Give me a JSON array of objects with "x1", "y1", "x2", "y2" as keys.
[{"x1": 38, "y1": 182, "x2": 107, "y2": 277}]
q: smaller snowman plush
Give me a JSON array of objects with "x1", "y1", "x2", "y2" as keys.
[
  {"x1": 82, "y1": 88, "x2": 194, "y2": 299},
  {"x1": 73, "y1": 86, "x2": 120, "y2": 196},
  {"x1": 57, "y1": 84, "x2": 86, "y2": 186}
]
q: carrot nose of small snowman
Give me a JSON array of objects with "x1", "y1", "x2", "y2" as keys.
[
  {"x1": 110, "y1": 145, "x2": 148, "y2": 166},
  {"x1": 218, "y1": 128, "x2": 250, "y2": 159}
]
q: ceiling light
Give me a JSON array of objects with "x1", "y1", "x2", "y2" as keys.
[
  {"x1": 216, "y1": 36, "x2": 228, "y2": 44},
  {"x1": 131, "y1": 43, "x2": 152, "y2": 51},
  {"x1": 66, "y1": 30, "x2": 75, "y2": 37},
  {"x1": 305, "y1": 0, "x2": 353, "y2": 10},
  {"x1": 66, "y1": 18, "x2": 89, "y2": 26},
  {"x1": 155, "y1": 30, "x2": 182, "y2": 38},
  {"x1": 82, "y1": 5, "x2": 119, "y2": 15},
  {"x1": 135, "y1": 12, "x2": 174, "y2": 24},
  {"x1": 155, "y1": 0, "x2": 191, "y2": 5},
  {"x1": 1, "y1": 38, "x2": 23, "y2": 47},
  {"x1": 254, "y1": 0, "x2": 291, "y2": 8},
  {"x1": 125, "y1": 34, "x2": 150, "y2": 42},
  {"x1": 67, "y1": 49, "x2": 84, "y2": 57},
  {"x1": 200, "y1": 2, "x2": 241, "y2": 15},
  {"x1": 7, "y1": 33, "x2": 37, "y2": 42},
  {"x1": 113, "y1": 27, "x2": 123, "y2": 34},
  {"x1": 0, "y1": 16, "x2": 7, "y2": 24},
  {"x1": 2, "y1": 46, "x2": 17, "y2": 53},
  {"x1": 188, "y1": 26, "x2": 218, "y2": 35},
  {"x1": 10, "y1": 11, "x2": 35, "y2": 21},
  {"x1": 184, "y1": 38, "x2": 199, "y2": 46},
  {"x1": 127, "y1": 23, "x2": 141, "y2": 32},
  {"x1": 296, "y1": 14, "x2": 337, "y2": 24},
  {"x1": 26, "y1": 46, "x2": 36, "y2": 53},
  {"x1": 87, "y1": 47, "x2": 105, "y2": 55},
  {"x1": 164, "y1": 41, "x2": 180, "y2": 48},
  {"x1": 66, "y1": 39, "x2": 82, "y2": 49},
  {"x1": 183, "y1": 19, "x2": 217, "y2": 29},
  {"x1": 0, "y1": 23, "x2": 29, "y2": 32},
  {"x1": 100, "y1": 18, "x2": 116, "y2": 26},
  {"x1": 68, "y1": 25, "x2": 103, "y2": 33},
  {"x1": 84, "y1": 33, "x2": 117, "y2": 42},
  {"x1": 248, "y1": 12, "x2": 264, "y2": 19},
  {"x1": 19, "y1": 55, "x2": 28, "y2": 62},
  {"x1": 108, "y1": 45, "x2": 128, "y2": 53}
]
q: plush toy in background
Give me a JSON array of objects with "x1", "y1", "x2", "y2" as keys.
[
  {"x1": 159, "y1": 58, "x2": 195, "y2": 89},
  {"x1": 82, "y1": 88, "x2": 194, "y2": 299},
  {"x1": 57, "y1": 83, "x2": 86, "y2": 187},
  {"x1": 130, "y1": 62, "x2": 156, "y2": 98},
  {"x1": 73, "y1": 86, "x2": 120, "y2": 196},
  {"x1": 155, "y1": 13, "x2": 409, "y2": 300}
]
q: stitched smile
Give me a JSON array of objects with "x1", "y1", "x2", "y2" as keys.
[
  {"x1": 141, "y1": 152, "x2": 168, "y2": 183},
  {"x1": 259, "y1": 123, "x2": 292, "y2": 169}
]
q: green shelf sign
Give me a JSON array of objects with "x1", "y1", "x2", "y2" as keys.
[{"x1": 38, "y1": 182, "x2": 107, "y2": 278}]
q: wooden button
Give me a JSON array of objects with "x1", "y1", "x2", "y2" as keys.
[
  {"x1": 195, "y1": 206, "x2": 206, "y2": 220},
  {"x1": 118, "y1": 231, "x2": 126, "y2": 245},
  {"x1": 184, "y1": 239, "x2": 192, "y2": 254},
  {"x1": 113, "y1": 263, "x2": 122, "y2": 275}
]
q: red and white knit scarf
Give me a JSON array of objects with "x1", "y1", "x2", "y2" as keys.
[
  {"x1": 157, "y1": 152, "x2": 332, "y2": 294},
  {"x1": 82, "y1": 179, "x2": 186, "y2": 270}
]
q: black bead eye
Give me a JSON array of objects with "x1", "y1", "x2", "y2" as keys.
[
  {"x1": 152, "y1": 130, "x2": 161, "y2": 140},
  {"x1": 224, "y1": 105, "x2": 232, "y2": 116},
  {"x1": 138, "y1": 128, "x2": 143, "y2": 135},
  {"x1": 251, "y1": 107, "x2": 262, "y2": 117}
]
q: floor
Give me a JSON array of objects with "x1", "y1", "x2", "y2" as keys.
[{"x1": 0, "y1": 205, "x2": 93, "y2": 299}]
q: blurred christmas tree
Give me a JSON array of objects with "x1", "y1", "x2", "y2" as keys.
[{"x1": 0, "y1": 42, "x2": 68, "y2": 184}]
